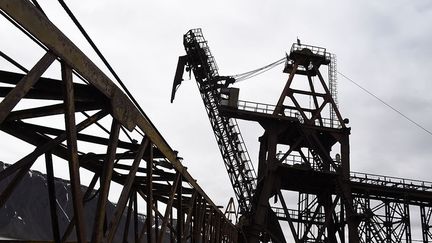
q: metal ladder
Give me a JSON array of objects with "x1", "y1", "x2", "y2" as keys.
[
  {"x1": 328, "y1": 54, "x2": 339, "y2": 128},
  {"x1": 183, "y1": 28, "x2": 257, "y2": 214}
]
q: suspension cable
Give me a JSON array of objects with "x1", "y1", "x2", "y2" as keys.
[
  {"x1": 338, "y1": 71, "x2": 432, "y2": 137},
  {"x1": 231, "y1": 57, "x2": 286, "y2": 82}
]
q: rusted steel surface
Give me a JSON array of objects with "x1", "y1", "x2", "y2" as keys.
[
  {"x1": 0, "y1": 1, "x2": 222, "y2": 210},
  {"x1": 0, "y1": 1, "x2": 238, "y2": 242},
  {"x1": 0, "y1": 52, "x2": 55, "y2": 124},
  {"x1": 62, "y1": 62, "x2": 87, "y2": 242}
]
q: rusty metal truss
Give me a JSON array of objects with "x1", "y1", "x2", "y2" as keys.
[{"x1": 0, "y1": 1, "x2": 238, "y2": 242}]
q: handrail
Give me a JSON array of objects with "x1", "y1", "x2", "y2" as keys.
[
  {"x1": 291, "y1": 43, "x2": 332, "y2": 62},
  {"x1": 232, "y1": 99, "x2": 341, "y2": 129},
  {"x1": 350, "y1": 171, "x2": 432, "y2": 192},
  {"x1": 272, "y1": 206, "x2": 325, "y2": 222}
]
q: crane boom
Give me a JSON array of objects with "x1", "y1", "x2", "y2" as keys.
[{"x1": 172, "y1": 28, "x2": 257, "y2": 214}]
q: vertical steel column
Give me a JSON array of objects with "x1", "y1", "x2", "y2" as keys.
[
  {"x1": 177, "y1": 175, "x2": 183, "y2": 243},
  {"x1": 202, "y1": 200, "x2": 208, "y2": 243},
  {"x1": 340, "y1": 133, "x2": 360, "y2": 243},
  {"x1": 105, "y1": 137, "x2": 149, "y2": 242},
  {"x1": 193, "y1": 196, "x2": 204, "y2": 243},
  {"x1": 155, "y1": 200, "x2": 159, "y2": 243},
  {"x1": 122, "y1": 195, "x2": 134, "y2": 243},
  {"x1": 210, "y1": 210, "x2": 215, "y2": 243},
  {"x1": 215, "y1": 213, "x2": 221, "y2": 243},
  {"x1": 58, "y1": 112, "x2": 107, "y2": 242},
  {"x1": 365, "y1": 197, "x2": 372, "y2": 242},
  {"x1": 134, "y1": 192, "x2": 139, "y2": 243},
  {"x1": 91, "y1": 119, "x2": 121, "y2": 243},
  {"x1": 297, "y1": 193, "x2": 304, "y2": 235},
  {"x1": 170, "y1": 206, "x2": 175, "y2": 243},
  {"x1": 340, "y1": 201, "x2": 345, "y2": 242},
  {"x1": 45, "y1": 152, "x2": 61, "y2": 243},
  {"x1": 147, "y1": 142, "x2": 154, "y2": 243},
  {"x1": 249, "y1": 131, "x2": 279, "y2": 243},
  {"x1": 62, "y1": 62, "x2": 86, "y2": 243},
  {"x1": 385, "y1": 201, "x2": 391, "y2": 243},
  {"x1": 183, "y1": 192, "x2": 197, "y2": 241},
  {"x1": 404, "y1": 202, "x2": 411, "y2": 243},
  {"x1": 195, "y1": 199, "x2": 200, "y2": 243},
  {"x1": 203, "y1": 204, "x2": 209, "y2": 243},
  {"x1": 421, "y1": 205, "x2": 432, "y2": 243},
  {"x1": 208, "y1": 209, "x2": 213, "y2": 243}
]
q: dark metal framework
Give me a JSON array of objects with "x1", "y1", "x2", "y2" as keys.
[
  {"x1": 175, "y1": 29, "x2": 432, "y2": 242},
  {"x1": 0, "y1": 1, "x2": 237, "y2": 242},
  {"x1": 221, "y1": 43, "x2": 432, "y2": 243},
  {"x1": 2, "y1": 2, "x2": 432, "y2": 242},
  {"x1": 173, "y1": 29, "x2": 257, "y2": 214}
]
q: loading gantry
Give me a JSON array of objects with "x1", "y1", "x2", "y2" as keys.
[{"x1": 173, "y1": 28, "x2": 432, "y2": 243}]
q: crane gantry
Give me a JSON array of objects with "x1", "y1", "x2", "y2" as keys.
[
  {"x1": 172, "y1": 29, "x2": 257, "y2": 215},
  {"x1": 173, "y1": 28, "x2": 432, "y2": 243}
]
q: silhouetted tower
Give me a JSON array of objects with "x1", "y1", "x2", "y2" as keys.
[
  {"x1": 222, "y1": 43, "x2": 360, "y2": 242},
  {"x1": 175, "y1": 29, "x2": 432, "y2": 243}
]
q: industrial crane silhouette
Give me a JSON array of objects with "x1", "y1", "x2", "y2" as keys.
[
  {"x1": 173, "y1": 28, "x2": 432, "y2": 242},
  {"x1": 172, "y1": 29, "x2": 257, "y2": 215},
  {"x1": 1, "y1": 1, "x2": 432, "y2": 241}
]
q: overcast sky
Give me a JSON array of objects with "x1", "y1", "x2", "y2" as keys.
[{"x1": 1, "y1": 0, "x2": 432, "y2": 224}]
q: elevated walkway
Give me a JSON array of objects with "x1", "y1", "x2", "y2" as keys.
[
  {"x1": 276, "y1": 160, "x2": 432, "y2": 204},
  {"x1": 220, "y1": 99, "x2": 341, "y2": 129},
  {"x1": 272, "y1": 170, "x2": 432, "y2": 222}
]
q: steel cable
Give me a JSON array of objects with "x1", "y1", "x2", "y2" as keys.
[
  {"x1": 231, "y1": 57, "x2": 286, "y2": 82},
  {"x1": 338, "y1": 71, "x2": 432, "y2": 137}
]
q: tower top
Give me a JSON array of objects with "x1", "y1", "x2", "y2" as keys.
[{"x1": 284, "y1": 42, "x2": 331, "y2": 75}]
